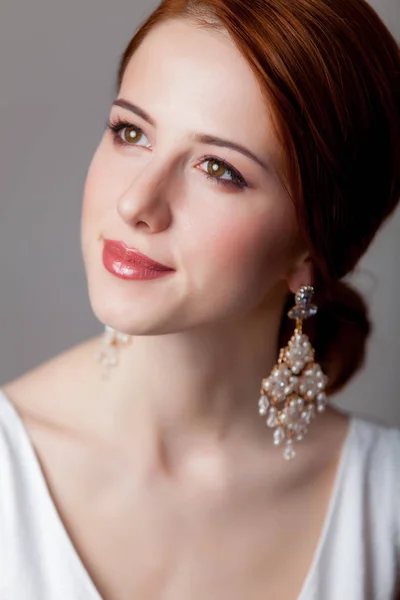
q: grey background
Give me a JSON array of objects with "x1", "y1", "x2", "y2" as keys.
[{"x1": 0, "y1": 0, "x2": 399, "y2": 425}]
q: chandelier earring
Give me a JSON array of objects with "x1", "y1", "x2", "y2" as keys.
[
  {"x1": 94, "y1": 325, "x2": 131, "y2": 380},
  {"x1": 258, "y1": 285, "x2": 329, "y2": 461}
]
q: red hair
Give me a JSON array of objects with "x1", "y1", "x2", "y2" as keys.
[{"x1": 115, "y1": 0, "x2": 400, "y2": 394}]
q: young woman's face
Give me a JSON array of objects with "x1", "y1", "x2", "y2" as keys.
[{"x1": 81, "y1": 19, "x2": 306, "y2": 334}]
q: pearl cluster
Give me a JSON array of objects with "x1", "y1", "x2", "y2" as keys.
[
  {"x1": 258, "y1": 286, "x2": 329, "y2": 460},
  {"x1": 94, "y1": 325, "x2": 131, "y2": 379}
]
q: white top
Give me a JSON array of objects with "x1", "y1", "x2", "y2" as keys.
[{"x1": 0, "y1": 387, "x2": 399, "y2": 600}]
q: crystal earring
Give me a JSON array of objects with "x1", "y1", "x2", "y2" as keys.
[
  {"x1": 258, "y1": 285, "x2": 329, "y2": 461},
  {"x1": 94, "y1": 325, "x2": 131, "y2": 380}
]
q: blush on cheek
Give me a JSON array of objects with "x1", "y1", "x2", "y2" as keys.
[
  {"x1": 207, "y1": 213, "x2": 300, "y2": 297},
  {"x1": 212, "y1": 220, "x2": 282, "y2": 267}
]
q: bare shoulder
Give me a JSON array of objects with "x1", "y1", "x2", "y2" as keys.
[{"x1": 1, "y1": 334, "x2": 103, "y2": 429}]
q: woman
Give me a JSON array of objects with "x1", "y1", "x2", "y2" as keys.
[{"x1": 1, "y1": 0, "x2": 399, "y2": 598}]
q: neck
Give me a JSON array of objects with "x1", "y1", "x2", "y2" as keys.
[{"x1": 93, "y1": 293, "x2": 288, "y2": 483}]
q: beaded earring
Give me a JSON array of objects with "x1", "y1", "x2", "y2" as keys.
[
  {"x1": 94, "y1": 325, "x2": 131, "y2": 379},
  {"x1": 258, "y1": 285, "x2": 329, "y2": 461}
]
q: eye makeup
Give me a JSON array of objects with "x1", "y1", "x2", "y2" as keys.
[{"x1": 106, "y1": 116, "x2": 249, "y2": 190}]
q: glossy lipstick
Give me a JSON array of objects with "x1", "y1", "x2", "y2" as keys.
[{"x1": 102, "y1": 239, "x2": 174, "y2": 280}]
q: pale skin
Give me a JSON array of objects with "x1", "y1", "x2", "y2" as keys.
[{"x1": 4, "y1": 17, "x2": 351, "y2": 600}]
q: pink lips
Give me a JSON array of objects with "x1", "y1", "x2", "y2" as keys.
[{"x1": 102, "y1": 239, "x2": 174, "y2": 280}]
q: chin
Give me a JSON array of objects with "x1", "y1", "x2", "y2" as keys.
[{"x1": 86, "y1": 279, "x2": 186, "y2": 337}]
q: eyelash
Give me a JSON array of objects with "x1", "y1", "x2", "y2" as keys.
[{"x1": 106, "y1": 117, "x2": 248, "y2": 190}]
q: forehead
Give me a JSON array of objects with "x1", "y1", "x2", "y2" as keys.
[{"x1": 120, "y1": 18, "x2": 279, "y2": 159}]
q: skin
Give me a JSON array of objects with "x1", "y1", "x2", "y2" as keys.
[
  {"x1": 3, "y1": 17, "x2": 351, "y2": 600},
  {"x1": 80, "y1": 17, "x2": 313, "y2": 464}
]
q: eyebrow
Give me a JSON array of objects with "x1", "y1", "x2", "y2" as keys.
[{"x1": 112, "y1": 98, "x2": 273, "y2": 173}]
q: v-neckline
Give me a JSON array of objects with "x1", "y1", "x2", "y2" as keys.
[
  {"x1": 0, "y1": 388, "x2": 355, "y2": 600},
  {"x1": 0, "y1": 388, "x2": 103, "y2": 599},
  {"x1": 297, "y1": 414, "x2": 355, "y2": 599}
]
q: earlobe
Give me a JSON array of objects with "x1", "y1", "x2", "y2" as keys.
[{"x1": 285, "y1": 254, "x2": 314, "y2": 294}]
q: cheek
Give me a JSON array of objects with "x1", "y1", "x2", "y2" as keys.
[
  {"x1": 82, "y1": 142, "x2": 113, "y2": 221},
  {"x1": 80, "y1": 143, "x2": 112, "y2": 261},
  {"x1": 181, "y1": 201, "x2": 299, "y2": 314},
  {"x1": 81, "y1": 140, "x2": 126, "y2": 258},
  {"x1": 203, "y1": 209, "x2": 298, "y2": 282}
]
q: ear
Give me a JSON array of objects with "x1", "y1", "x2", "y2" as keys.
[{"x1": 284, "y1": 251, "x2": 314, "y2": 295}]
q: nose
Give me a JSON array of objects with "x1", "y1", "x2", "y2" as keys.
[{"x1": 117, "y1": 159, "x2": 173, "y2": 232}]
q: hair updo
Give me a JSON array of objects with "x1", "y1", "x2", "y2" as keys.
[{"x1": 115, "y1": 0, "x2": 400, "y2": 395}]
